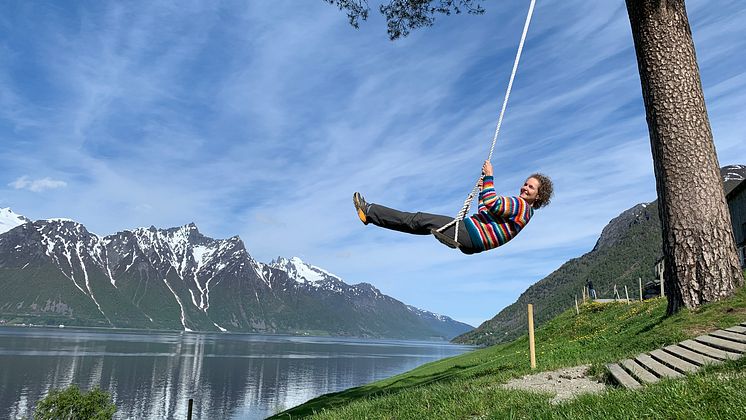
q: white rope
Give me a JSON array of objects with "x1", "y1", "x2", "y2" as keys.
[
  {"x1": 487, "y1": 0, "x2": 536, "y2": 162},
  {"x1": 437, "y1": 0, "x2": 537, "y2": 243}
]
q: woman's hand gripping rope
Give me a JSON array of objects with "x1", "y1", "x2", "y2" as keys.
[{"x1": 478, "y1": 160, "x2": 493, "y2": 191}]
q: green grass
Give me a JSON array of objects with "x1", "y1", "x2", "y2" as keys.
[{"x1": 272, "y1": 285, "x2": 746, "y2": 419}]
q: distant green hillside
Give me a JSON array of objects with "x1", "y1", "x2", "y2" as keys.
[
  {"x1": 454, "y1": 202, "x2": 662, "y2": 347},
  {"x1": 273, "y1": 281, "x2": 746, "y2": 419}
]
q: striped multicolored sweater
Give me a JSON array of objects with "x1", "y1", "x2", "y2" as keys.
[{"x1": 464, "y1": 176, "x2": 534, "y2": 252}]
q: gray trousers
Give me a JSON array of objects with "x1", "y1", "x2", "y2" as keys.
[{"x1": 366, "y1": 204, "x2": 477, "y2": 254}]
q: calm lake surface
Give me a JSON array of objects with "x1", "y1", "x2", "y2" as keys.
[{"x1": 0, "y1": 327, "x2": 473, "y2": 419}]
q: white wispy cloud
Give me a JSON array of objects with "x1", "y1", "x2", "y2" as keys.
[{"x1": 9, "y1": 176, "x2": 67, "y2": 192}]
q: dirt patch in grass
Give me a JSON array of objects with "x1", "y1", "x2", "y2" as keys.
[
  {"x1": 501, "y1": 365, "x2": 606, "y2": 404},
  {"x1": 684, "y1": 325, "x2": 717, "y2": 337},
  {"x1": 725, "y1": 307, "x2": 746, "y2": 317}
]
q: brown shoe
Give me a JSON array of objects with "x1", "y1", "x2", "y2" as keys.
[{"x1": 353, "y1": 192, "x2": 369, "y2": 225}]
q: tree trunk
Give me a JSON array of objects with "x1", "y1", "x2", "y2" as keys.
[{"x1": 625, "y1": 0, "x2": 743, "y2": 314}]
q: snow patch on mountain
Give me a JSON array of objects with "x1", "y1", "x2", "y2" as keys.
[
  {"x1": 723, "y1": 164, "x2": 746, "y2": 182},
  {"x1": 0, "y1": 208, "x2": 31, "y2": 234},
  {"x1": 77, "y1": 241, "x2": 110, "y2": 324},
  {"x1": 270, "y1": 256, "x2": 342, "y2": 285},
  {"x1": 163, "y1": 277, "x2": 192, "y2": 332},
  {"x1": 192, "y1": 245, "x2": 211, "y2": 269},
  {"x1": 407, "y1": 305, "x2": 451, "y2": 322}
]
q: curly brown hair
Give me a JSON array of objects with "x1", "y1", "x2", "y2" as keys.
[{"x1": 527, "y1": 173, "x2": 553, "y2": 209}]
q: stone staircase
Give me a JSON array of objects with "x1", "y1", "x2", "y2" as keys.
[{"x1": 606, "y1": 323, "x2": 746, "y2": 389}]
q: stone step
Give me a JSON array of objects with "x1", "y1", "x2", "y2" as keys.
[
  {"x1": 679, "y1": 340, "x2": 739, "y2": 360},
  {"x1": 607, "y1": 363, "x2": 641, "y2": 390},
  {"x1": 710, "y1": 330, "x2": 746, "y2": 344},
  {"x1": 604, "y1": 324, "x2": 744, "y2": 391},
  {"x1": 696, "y1": 335, "x2": 746, "y2": 354},
  {"x1": 725, "y1": 326, "x2": 746, "y2": 334},
  {"x1": 663, "y1": 345, "x2": 720, "y2": 366},
  {"x1": 636, "y1": 353, "x2": 684, "y2": 379},
  {"x1": 650, "y1": 349, "x2": 698, "y2": 373},
  {"x1": 621, "y1": 358, "x2": 658, "y2": 384}
]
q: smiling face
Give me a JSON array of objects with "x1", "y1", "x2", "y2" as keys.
[{"x1": 519, "y1": 177, "x2": 541, "y2": 205}]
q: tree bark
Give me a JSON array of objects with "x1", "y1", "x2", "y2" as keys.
[{"x1": 625, "y1": 0, "x2": 743, "y2": 314}]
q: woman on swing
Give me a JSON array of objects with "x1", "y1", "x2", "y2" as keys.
[{"x1": 353, "y1": 160, "x2": 553, "y2": 255}]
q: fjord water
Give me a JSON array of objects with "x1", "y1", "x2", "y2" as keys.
[{"x1": 0, "y1": 327, "x2": 472, "y2": 419}]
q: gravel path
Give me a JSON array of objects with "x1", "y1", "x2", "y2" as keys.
[{"x1": 501, "y1": 364, "x2": 606, "y2": 404}]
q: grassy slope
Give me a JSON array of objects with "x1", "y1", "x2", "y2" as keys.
[{"x1": 273, "y1": 283, "x2": 746, "y2": 419}]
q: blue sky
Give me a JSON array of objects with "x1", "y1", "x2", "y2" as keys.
[{"x1": 1, "y1": 1, "x2": 745, "y2": 328}]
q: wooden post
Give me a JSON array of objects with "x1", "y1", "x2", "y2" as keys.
[
  {"x1": 574, "y1": 295, "x2": 579, "y2": 315},
  {"x1": 660, "y1": 277, "x2": 665, "y2": 297},
  {"x1": 639, "y1": 277, "x2": 643, "y2": 301},
  {"x1": 528, "y1": 304, "x2": 536, "y2": 369},
  {"x1": 188, "y1": 399, "x2": 193, "y2": 420},
  {"x1": 625, "y1": 285, "x2": 630, "y2": 303}
]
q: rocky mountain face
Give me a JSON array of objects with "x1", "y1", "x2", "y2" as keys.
[
  {"x1": 453, "y1": 164, "x2": 745, "y2": 347},
  {"x1": 0, "y1": 214, "x2": 472, "y2": 340}
]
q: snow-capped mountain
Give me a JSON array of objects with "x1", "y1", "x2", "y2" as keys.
[
  {"x1": 723, "y1": 164, "x2": 746, "y2": 182},
  {"x1": 0, "y1": 214, "x2": 472, "y2": 339},
  {"x1": 0, "y1": 208, "x2": 30, "y2": 234},
  {"x1": 270, "y1": 256, "x2": 341, "y2": 285},
  {"x1": 722, "y1": 164, "x2": 746, "y2": 195}
]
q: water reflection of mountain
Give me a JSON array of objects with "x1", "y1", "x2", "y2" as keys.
[{"x1": 0, "y1": 328, "x2": 472, "y2": 419}]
